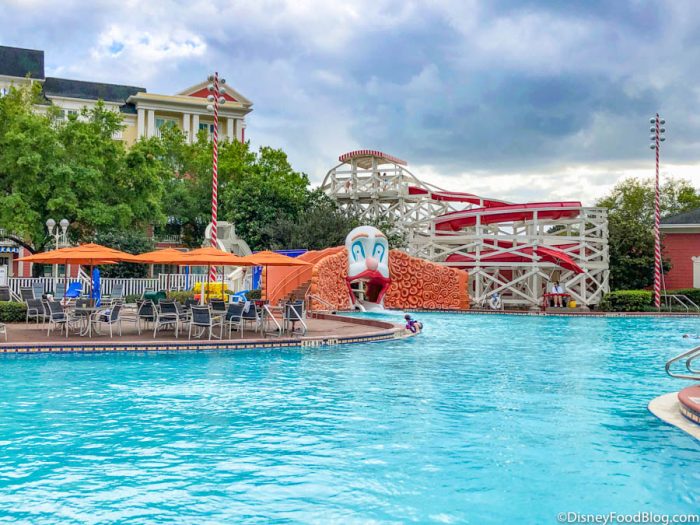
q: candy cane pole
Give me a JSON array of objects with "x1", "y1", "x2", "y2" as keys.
[
  {"x1": 207, "y1": 73, "x2": 227, "y2": 283},
  {"x1": 649, "y1": 114, "x2": 666, "y2": 310}
]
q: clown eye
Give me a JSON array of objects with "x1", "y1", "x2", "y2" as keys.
[
  {"x1": 372, "y1": 242, "x2": 385, "y2": 262},
  {"x1": 352, "y1": 240, "x2": 365, "y2": 262}
]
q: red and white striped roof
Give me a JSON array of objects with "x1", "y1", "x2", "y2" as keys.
[{"x1": 338, "y1": 150, "x2": 408, "y2": 168}]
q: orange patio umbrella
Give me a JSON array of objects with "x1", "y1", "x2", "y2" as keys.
[
  {"x1": 18, "y1": 243, "x2": 140, "y2": 301},
  {"x1": 176, "y1": 247, "x2": 251, "y2": 303},
  {"x1": 238, "y1": 251, "x2": 311, "y2": 302},
  {"x1": 132, "y1": 248, "x2": 187, "y2": 264},
  {"x1": 18, "y1": 243, "x2": 139, "y2": 265}
]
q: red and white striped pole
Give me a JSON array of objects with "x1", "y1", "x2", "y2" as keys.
[
  {"x1": 211, "y1": 73, "x2": 219, "y2": 282},
  {"x1": 650, "y1": 114, "x2": 666, "y2": 310},
  {"x1": 207, "y1": 73, "x2": 226, "y2": 283}
]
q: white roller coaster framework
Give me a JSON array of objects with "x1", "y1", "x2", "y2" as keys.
[{"x1": 321, "y1": 151, "x2": 609, "y2": 308}]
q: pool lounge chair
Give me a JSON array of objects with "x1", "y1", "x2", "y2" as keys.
[
  {"x1": 104, "y1": 282, "x2": 124, "y2": 301},
  {"x1": 32, "y1": 282, "x2": 44, "y2": 300},
  {"x1": 53, "y1": 282, "x2": 65, "y2": 302},
  {"x1": 0, "y1": 286, "x2": 12, "y2": 302},
  {"x1": 20, "y1": 287, "x2": 34, "y2": 302},
  {"x1": 0, "y1": 322, "x2": 6, "y2": 341}
]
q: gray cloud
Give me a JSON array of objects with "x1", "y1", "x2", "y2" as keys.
[{"x1": 1, "y1": 0, "x2": 699, "y2": 201}]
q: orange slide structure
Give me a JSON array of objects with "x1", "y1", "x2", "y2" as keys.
[{"x1": 264, "y1": 247, "x2": 345, "y2": 304}]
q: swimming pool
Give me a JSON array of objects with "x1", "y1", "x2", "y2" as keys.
[{"x1": 0, "y1": 313, "x2": 698, "y2": 523}]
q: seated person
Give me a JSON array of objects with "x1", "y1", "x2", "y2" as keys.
[
  {"x1": 404, "y1": 314, "x2": 423, "y2": 333},
  {"x1": 550, "y1": 281, "x2": 566, "y2": 307}
]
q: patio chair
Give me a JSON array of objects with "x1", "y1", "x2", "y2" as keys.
[
  {"x1": 25, "y1": 298, "x2": 47, "y2": 325},
  {"x1": 153, "y1": 301, "x2": 180, "y2": 338},
  {"x1": 90, "y1": 302, "x2": 123, "y2": 338},
  {"x1": 188, "y1": 306, "x2": 223, "y2": 340},
  {"x1": 45, "y1": 300, "x2": 70, "y2": 338},
  {"x1": 53, "y1": 282, "x2": 65, "y2": 302},
  {"x1": 224, "y1": 302, "x2": 245, "y2": 338},
  {"x1": 20, "y1": 288, "x2": 34, "y2": 302},
  {"x1": 210, "y1": 298, "x2": 227, "y2": 315},
  {"x1": 0, "y1": 322, "x2": 6, "y2": 341},
  {"x1": 104, "y1": 282, "x2": 124, "y2": 301},
  {"x1": 184, "y1": 298, "x2": 198, "y2": 311},
  {"x1": 136, "y1": 300, "x2": 156, "y2": 334},
  {"x1": 32, "y1": 282, "x2": 45, "y2": 300},
  {"x1": 241, "y1": 302, "x2": 261, "y2": 334},
  {"x1": 174, "y1": 301, "x2": 191, "y2": 324},
  {"x1": 0, "y1": 286, "x2": 12, "y2": 302},
  {"x1": 284, "y1": 301, "x2": 307, "y2": 336}
]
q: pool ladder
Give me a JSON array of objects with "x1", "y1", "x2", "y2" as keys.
[{"x1": 666, "y1": 345, "x2": 700, "y2": 380}]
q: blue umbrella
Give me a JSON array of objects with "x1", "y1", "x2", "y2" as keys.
[{"x1": 92, "y1": 267, "x2": 101, "y2": 306}]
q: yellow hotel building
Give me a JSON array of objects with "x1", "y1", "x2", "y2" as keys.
[{"x1": 0, "y1": 44, "x2": 253, "y2": 145}]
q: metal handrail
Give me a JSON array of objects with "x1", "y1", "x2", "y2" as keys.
[
  {"x1": 661, "y1": 293, "x2": 700, "y2": 312},
  {"x1": 305, "y1": 294, "x2": 336, "y2": 312},
  {"x1": 262, "y1": 305, "x2": 283, "y2": 337},
  {"x1": 665, "y1": 345, "x2": 700, "y2": 380}
]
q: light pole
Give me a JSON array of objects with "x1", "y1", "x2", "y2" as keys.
[
  {"x1": 649, "y1": 114, "x2": 666, "y2": 310},
  {"x1": 46, "y1": 218, "x2": 69, "y2": 278},
  {"x1": 205, "y1": 72, "x2": 227, "y2": 283}
]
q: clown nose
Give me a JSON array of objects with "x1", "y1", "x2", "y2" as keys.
[{"x1": 366, "y1": 256, "x2": 379, "y2": 271}]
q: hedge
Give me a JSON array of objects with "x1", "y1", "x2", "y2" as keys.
[
  {"x1": 667, "y1": 289, "x2": 700, "y2": 306},
  {"x1": 598, "y1": 290, "x2": 653, "y2": 312},
  {"x1": 167, "y1": 290, "x2": 195, "y2": 303},
  {"x1": 0, "y1": 301, "x2": 27, "y2": 322}
]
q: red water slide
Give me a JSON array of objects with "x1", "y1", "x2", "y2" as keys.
[
  {"x1": 434, "y1": 202, "x2": 582, "y2": 231},
  {"x1": 446, "y1": 246, "x2": 584, "y2": 274}
]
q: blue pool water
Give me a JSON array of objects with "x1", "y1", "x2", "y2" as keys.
[{"x1": 0, "y1": 313, "x2": 699, "y2": 524}]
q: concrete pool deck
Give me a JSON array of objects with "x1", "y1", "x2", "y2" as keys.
[
  {"x1": 648, "y1": 391, "x2": 700, "y2": 441},
  {"x1": 0, "y1": 313, "x2": 409, "y2": 354}
]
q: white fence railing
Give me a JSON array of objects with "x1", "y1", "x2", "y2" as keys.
[{"x1": 7, "y1": 274, "x2": 212, "y2": 298}]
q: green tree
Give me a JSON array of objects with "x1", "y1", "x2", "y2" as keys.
[
  {"x1": 597, "y1": 177, "x2": 700, "y2": 290},
  {"x1": 264, "y1": 190, "x2": 407, "y2": 251},
  {"x1": 221, "y1": 146, "x2": 309, "y2": 250},
  {"x1": 0, "y1": 84, "x2": 167, "y2": 251}
]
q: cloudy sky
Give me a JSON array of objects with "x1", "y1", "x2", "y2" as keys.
[{"x1": 2, "y1": 0, "x2": 698, "y2": 204}]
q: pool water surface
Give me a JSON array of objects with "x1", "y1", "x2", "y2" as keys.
[{"x1": 0, "y1": 313, "x2": 698, "y2": 524}]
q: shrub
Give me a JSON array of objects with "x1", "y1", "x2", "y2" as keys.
[
  {"x1": 125, "y1": 293, "x2": 141, "y2": 304},
  {"x1": 247, "y1": 289, "x2": 262, "y2": 300},
  {"x1": 0, "y1": 301, "x2": 27, "y2": 322},
  {"x1": 668, "y1": 288, "x2": 700, "y2": 306},
  {"x1": 167, "y1": 290, "x2": 195, "y2": 303},
  {"x1": 599, "y1": 290, "x2": 653, "y2": 312}
]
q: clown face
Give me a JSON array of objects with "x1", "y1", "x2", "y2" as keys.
[{"x1": 345, "y1": 226, "x2": 391, "y2": 303}]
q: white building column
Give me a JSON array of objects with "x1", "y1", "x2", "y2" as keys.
[
  {"x1": 182, "y1": 113, "x2": 191, "y2": 143},
  {"x1": 227, "y1": 117, "x2": 234, "y2": 142},
  {"x1": 235, "y1": 119, "x2": 244, "y2": 141},
  {"x1": 192, "y1": 114, "x2": 200, "y2": 142},
  {"x1": 146, "y1": 110, "x2": 155, "y2": 138},
  {"x1": 137, "y1": 108, "x2": 145, "y2": 138}
]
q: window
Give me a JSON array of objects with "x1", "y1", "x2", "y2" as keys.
[
  {"x1": 58, "y1": 109, "x2": 79, "y2": 120},
  {"x1": 156, "y1": 117, "x2": 177, "y2": 129},
  {"x1": 199, "y1": 123, "x2": 215, "y2": 133},
  {"x1": 155, "y1": 117, "x2": 177, "y2": 137}
]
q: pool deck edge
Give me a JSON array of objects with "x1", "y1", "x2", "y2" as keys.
[
  {"x1": 0, "y1": 314, "x2": 413, "y2": 355},
  {"x1": 648, "y1": 392, "x2": 700, "y2": 440}
]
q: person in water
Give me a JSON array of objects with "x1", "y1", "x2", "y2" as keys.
[{"x1": 404, "y1": 314, "x2": 423, "y2": 333}]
